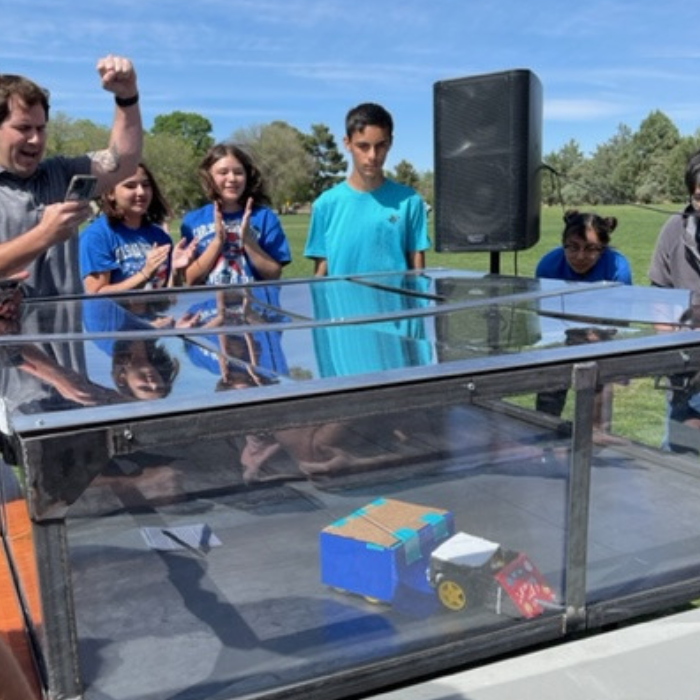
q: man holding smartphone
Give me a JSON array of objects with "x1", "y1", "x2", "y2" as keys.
[{"x1": 0, "y1": 54, "x2": 143, "y2": 297}]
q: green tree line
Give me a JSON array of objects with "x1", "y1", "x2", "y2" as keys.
[
  {"x1": 46, "y1": 108, "x2": 699, "y2": 216},
  {"x1": 542, "y1": 110, "x2": 700, "y2": 205}
]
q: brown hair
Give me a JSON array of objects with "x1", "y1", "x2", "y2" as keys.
[
  {"x1": 198, "y1": 143, "x2": 271, "y2": 207},
  {"x1": 112, "y1": 340, "x2": 179, "y2": 399},
  {"x1": 100, "y1": 162, "x2": 172, "y2": 227},
  {"x1": 0, "y1": 74, "x2": 50, "y2": 124}
]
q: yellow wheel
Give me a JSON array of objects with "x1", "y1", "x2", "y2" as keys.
[{"x1": 437, "y1": 579, "x2": 468, "y2": 611}]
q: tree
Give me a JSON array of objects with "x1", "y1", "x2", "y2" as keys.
[
  {"x1": 666, "y1": 136, "x2": 700, "y2": 202},
  {"x1": 143, "y1": 132, "x2": 203, "y2": 216},
  {"x1": 303, "y1": 123, "x2": 346, "y2": 200},
  {"x1": 232, "y1": 121, "x2": 314, "y2": 211},
  {"x1": 629, "y1": 111, "x2": 681, "y2": 202},
  {"x1": 417, "y1": 170, "x2": 434, "y2": 208},
  {"x1": 541, "y1": 139, "x2": 585, "y2": 206},
  {"x1": 393, "y1": 160, "x2": 420, "y2": 189},
  {"x1": 46, "y1": 113, "x2": 110, "y2": 157},
  {"x1": 576, "y1": 125, "x2": 636, "y2": 205},
  {"x1": 151, "y1": 111, "x2": 214, "y2": 156}
]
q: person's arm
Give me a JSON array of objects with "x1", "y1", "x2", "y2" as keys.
[
  {"x1": 185, "y1": 205, "x2": 224, "y2": 286},
  {"x1": 0, "y1": 57, "x2": 142, "y2": 280},
  {"x1": 405, "y1": 193, "x2": 429, "y2": 272},
  {"x1": 313, "y1": 258, "x2": 328, "y2": 277},
  {"x1": 0, "y1": 201, "x2": 92, "y2": 279},
  {"x1": 168, "y1": 238, "x2": 197, "y2": 287},
  {"x1": 13, "y1": 343, "x2": 122, "y2": 405},
  {"x1": 408, "y1": 250, "x2": 425, "y2": 270},
  {"x1": 83, "y1": 244, "x2": 172, "y2": 294},
  {"x1": 90, "y1": 55, "x2": 143, "y2": 194},
  {"x1": 304, "y1": 199, "x2": 328, "y2": 277},
  {"x1": 240, "y1": 200, "x2": 284, "y2": 280}
]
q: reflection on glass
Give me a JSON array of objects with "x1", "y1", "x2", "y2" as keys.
[
  {"x1": 83, "y1": 298, "x2": 181, "y2": 401},
  {"x1": 240, "y1": 279, "x2": 434, "y2": 482},
  {"x1": 184, "y1": 287, "x2": 288, "y2": 390},
  {"x1": 434, "y1": 276, "x2": 542, "y2": 361},
  {"x1": 662, "y1": 292, "x2": 700, "y2": 455},
  {"x1": 311, "y1": 276, "x2": 433, "y2": 377},
  {"x1": 536, "y1": 326, "x2": 619, "y2": 430}
]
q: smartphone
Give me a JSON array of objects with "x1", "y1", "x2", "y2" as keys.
[{"x1": 65, "y1": 174, "x2": 98, "y2": 202}]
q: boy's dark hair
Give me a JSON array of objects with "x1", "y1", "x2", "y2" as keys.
[
  {"x1": 0, "y1": 74, "x2": 50, "y2": 125},
  {"x1": 198, "y1": 142, "x2": 271, "y2": 207},
  {"x1": 684, "y1": 149, "x2": 700, "y2": 196},
  {"x1": 345, "y1": 103, "x2": 393, "y2": 138}
]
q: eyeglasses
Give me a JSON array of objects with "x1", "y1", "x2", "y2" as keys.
[{"x1": 564, "y1": 244, "x2": 603, "y2": 256}]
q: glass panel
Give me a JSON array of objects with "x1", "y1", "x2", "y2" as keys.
[
  {"x1": 6, "y1": 273, "x2": 700, "y2": 698},
  {"x1": 64, "y1": 393, "x2": 570, "y2": 700},
  {"x1": 582, "y1": 368, "x2": 700, "y2": 606}
]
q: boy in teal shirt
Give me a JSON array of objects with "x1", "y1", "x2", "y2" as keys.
[{"x1": 304, "y1": 103, "x2": 430, "y2": 276}]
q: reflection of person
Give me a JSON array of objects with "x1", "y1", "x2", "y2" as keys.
[
  {"x1": 80, "y1": 162, "x2": 195, "y2": 292},
  {"x1": 181, "y1": 143, "x2": 291, "y2": 286},
  {"x1": 0, "y1": 55, "x2": 142, "y2": 296},
  {"x1": 536, "y1": 210, "x2": 632, "y2": 283},
  {"x1": 535, "y1": 211, "x2": 631, "y2": 427},
  {"x1": 2, "y1": 341, "x2": 124, "y2": 409},
  {"x1": 650, "y1": 152, "x2": 700, "y2": 453},
  {"x1": 83, "y1": 298, "x2": 186, "y2": 400},
  {"x1": 304, "y1": 102, "x2": 430, "y2": 276},
  {"x1": 0, "y1": 306, "x2": 123, "y2": 428},
  {"x1": 311, "y1": 275, "x2": 432, "y2": 377},
  {"x1": 240, "y1": 277, "x2": 434, "y2": 482},
  {"x1": 650, "y1": 150, "x2": 700, "y2": 290},
  {"x1": 0, "y1": 56, "x2": 142, "y2": 488},
  {"x1": 184, "y1": 288, "x2": 288, "y2": 390},
  {"x1": 664, "y1": 296, "x2": 700, "y2": 453}
]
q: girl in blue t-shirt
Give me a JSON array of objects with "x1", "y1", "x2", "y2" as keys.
[
  {"x1": 535, "y1": 210, "x2": 632, "y2": 425},
  {"x1": 180, "y1": 143, "x2": 291, "y2": 286},
  {"x1": 536, "y1": 209, "x2": 632, "y2": 284},
  {"x1": 80, "y1": 162, "x2": 195, "y2": 293}
]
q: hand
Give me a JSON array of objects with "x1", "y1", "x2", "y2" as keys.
[
  {"x1": 175, "y1": 310, "x2": 202, "y2": 329},
  {"x1": 150, "y1": 316, "x2": 175, "y2": 329},
  {"x1": 143, "y1": 243, "x2": 171, "y2": 278},
  {"x1": 171, "y1": 238, "x2": 198, "y2": 271},
  {"x1": 39, "y1": 201, "x2": 93, "y2": 244},
  {"x1": 240, "y1": 197, "x2": 255, "y2": 246},
  {"x1": 214, "y1": 201, "x2": 226, "y2": 244},
  {"x1": 96, "y1": 54, "x2": 137, "y2": 98}
]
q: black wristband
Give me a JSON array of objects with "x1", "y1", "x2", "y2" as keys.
[{"x1": 115, "y1": 93, "x2": 139, "y2": 108}]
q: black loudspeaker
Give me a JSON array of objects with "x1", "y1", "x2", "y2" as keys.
[{"x1": 434, "y1": 69, "x2": 543, "y2": 253}]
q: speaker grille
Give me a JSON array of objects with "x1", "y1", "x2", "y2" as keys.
[{"x1": 434, "y1": 70, "x2": 543, "y2": 252}]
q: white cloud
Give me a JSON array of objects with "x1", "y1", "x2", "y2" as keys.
[{"x1": 545, "y1": 99, "x2": 627, "y2": 121}]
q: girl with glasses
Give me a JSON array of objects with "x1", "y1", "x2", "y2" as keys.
[
  {"x1": 536, "y1": 209, "x2": 632, "y2": 283},
  {"x1": 534, "y1": 210, "x2": 632, "y2": 429}
]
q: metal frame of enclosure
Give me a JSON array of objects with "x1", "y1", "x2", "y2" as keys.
[{"x1": 3, "y1": 269, "x2": 700, "y2": 700}]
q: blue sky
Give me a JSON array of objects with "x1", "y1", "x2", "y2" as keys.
[{"x1": 2, "y1": 0, "x2": 699, "y2": 173}]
